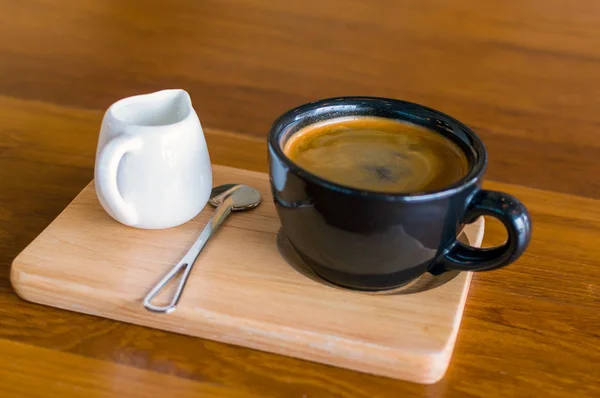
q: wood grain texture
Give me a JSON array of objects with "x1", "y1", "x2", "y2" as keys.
[
  {"x1": 10, "y1": 165, "x2": 485, "y2": 385},
  {"x1": 2, "y1": 0, "x2": 600, "y2": 197},
  {"x1": 0, "y1": 338, "x2": 259, "y2": 398},
  {"x1": 1, "y1": 0, "x2": 600, "y2": 396}
]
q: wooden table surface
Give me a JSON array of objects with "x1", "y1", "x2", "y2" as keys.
[{"x1": 1, "y1": 0, "x2": 599, "y2": 396}]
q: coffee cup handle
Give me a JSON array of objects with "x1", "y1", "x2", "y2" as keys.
[
  {"x1": 95, "y1": 135, "x2": 143, "y2": 226},
  {"x1": 432, "y1": 189, "x2": 532, "y2": 274}
]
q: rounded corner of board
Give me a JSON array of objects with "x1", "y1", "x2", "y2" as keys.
[
  {"x1": 9, "y1": 257, "x2": 35, "y2": 302},
  {"x1": 411, "y1": 352, "x2": 452, "y2": 385}
]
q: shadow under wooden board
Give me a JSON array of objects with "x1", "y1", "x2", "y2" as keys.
[{"x1": 10, "y1": 164, "x2": 484, "y2": 384}]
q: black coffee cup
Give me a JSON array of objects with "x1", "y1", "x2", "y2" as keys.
[{"x1": 268, "y1": 97, "x2": 532, "y2": 291}]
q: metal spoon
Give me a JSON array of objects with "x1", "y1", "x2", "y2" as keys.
[{"x1": 143, "y1": 184, "x2": 261, "y2": 313}]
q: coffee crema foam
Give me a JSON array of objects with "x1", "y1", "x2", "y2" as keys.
[{"x1": 283, "y1": 116, "x2": 469, "y2": 193}]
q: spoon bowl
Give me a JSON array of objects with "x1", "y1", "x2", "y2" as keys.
[{"x1": 209, "y1": 184, "x2": 261, "y2": 211}]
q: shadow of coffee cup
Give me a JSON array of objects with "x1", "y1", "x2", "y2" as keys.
[{"x1": 268, "y1": 97, "x2": 532, "y2": 292}]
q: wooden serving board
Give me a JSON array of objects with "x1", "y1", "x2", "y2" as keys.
[{"x1": 10, "y1": 165, "x2": 484, "y2": 384}]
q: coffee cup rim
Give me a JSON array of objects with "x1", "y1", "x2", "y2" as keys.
[{"x1": 268, "y1": 96, "x2": 487, "y2": 202}]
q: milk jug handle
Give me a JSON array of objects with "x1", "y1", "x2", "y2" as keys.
[{"x1": 95, "y1": 135, "x2": 142, "y2": 226}]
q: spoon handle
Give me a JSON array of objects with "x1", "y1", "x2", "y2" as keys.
[{"x1": 143, "y1": 196, "x2": 234, "y2": 313}]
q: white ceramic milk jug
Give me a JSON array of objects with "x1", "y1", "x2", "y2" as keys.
[{"x1": 94, "y1": 89, "x2": 212, "y2": 229}]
